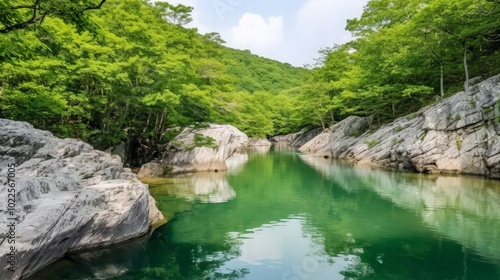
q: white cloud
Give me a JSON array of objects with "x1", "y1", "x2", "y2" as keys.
[
  {"x1": 288, "y1": 0, "x2": 368, "y2": 66},
  {"x1": 154, "y1": 0, "x2": 369, "y2": 67},
  {"x1": 228, "y1": 13, "x2": 285, "y2": 51}
]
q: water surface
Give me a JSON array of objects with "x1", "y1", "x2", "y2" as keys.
[{"x1": 31, "y1": 147, "x2": 500, "y2": 280}]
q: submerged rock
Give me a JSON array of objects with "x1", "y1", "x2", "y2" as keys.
[
  {"x1": 0, "y1": 119, "x2": 164, "y2": 280},
  {"x1": 300, "y1": 74, "x2": 500, "y2": 178}
]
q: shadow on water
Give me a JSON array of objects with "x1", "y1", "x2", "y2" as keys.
[{"x1": 30, "y1": 147, "x2": 500, "y2": 280}]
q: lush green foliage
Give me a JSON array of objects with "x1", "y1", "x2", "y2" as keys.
[
  {"x1": 1, "y1": 0, "x2": 499, "y2": 150},
  {"x1": 0, "y1": 0, "x2": 307, "y2": 147},
  {"x1": 0, "y1": 0, "x2": 106, "y2": 34},
  {"x1": 298, "y1": 0, "x2": 500, "y2": 127}
]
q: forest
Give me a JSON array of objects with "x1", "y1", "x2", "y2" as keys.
[{"x1": 1, "y1": 0, "x2": 499, "y2": 151}]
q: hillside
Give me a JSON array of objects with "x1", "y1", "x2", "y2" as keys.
[
  {"x1": 0, "y1": 0, "x2": 309, "y2": 150},
  {"x1": 2, "y1": 0, "x2": 499, "y2": 155}
]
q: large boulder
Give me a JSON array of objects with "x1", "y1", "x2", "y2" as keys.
[
  {"x1": 300, "y1": 74, "x2": 500, "y2": 178},
  {"x1": 0, "y1": 119, "x2": 164, "y2": 280},
  {"x1": 161, "y1": 124, "x2": 249, "y2": 174}
]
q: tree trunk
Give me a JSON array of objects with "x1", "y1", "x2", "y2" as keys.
[
  {"x1": 440, "y1": 65, "x2": 444, "y2": 97},
  {"x1": 115, "y1": 99, "x2": 130, "y2": 138},
  {"x1": 156, "y1": 108, "x2": 167, "y2": 142},
  {"x1": 463, "y1": 42, "x2": 470, "y2": 93},
  {"x1": 143, "y1": 113, "x2": 151, "y2": 133},
  {"x1": 154, "y1": 113, "x2": 160, "y2": 135},
  {"x1": 319, "y1": 117, "x2": 326, "y2": 131}
]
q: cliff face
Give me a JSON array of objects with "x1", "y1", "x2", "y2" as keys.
[
  {"x1": 0, "y1": 119, "x2": 164, "y2": 280},
  {"x1": 300, "y1": 74, "x2": 500, "y2": 178}
]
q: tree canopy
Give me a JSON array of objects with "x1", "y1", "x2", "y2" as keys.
[
  {"x1": 1, "y1": 0, "x2": 499, "y2": 156},
  {"x1": 0, "y1": 0, "x2": 308, "y2": 149},
  {"x1": 295, "y1": 0, "x2": 500, "y2": 127},
  {"x1": 0, "y1": 0, "x2": 107, "y2": 33}
]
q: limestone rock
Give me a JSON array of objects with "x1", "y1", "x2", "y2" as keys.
[
  {"x1": 162, "y1": 124, "x2": 249, "y2": 174},
  {"x1": 270, "y1": 127, "x2": 323, "y2": 147},
  {"x1": 299, "y1": 74, "x2": 500, "y2": 178},
  {"x1": 290, "y1": 127, "x2": 323, "y2": 147},
  {"x1": 0, "y1": 119, "x2": 164, "y2": 280},
  {"x1": 137, "y1": 162, "x2": 164, "y2": 179},
  {"x1": 248, "y1": 138, "x2": 272, "y2": 146},
  {"x1": 270, "y1": 131, "x2": 303, "y2": 144}
]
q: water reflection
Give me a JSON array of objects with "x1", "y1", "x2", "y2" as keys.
[
  {"x1": 30, "y1": 150, "x2": 500, "y2": 280},
  {"x1": 28, "y1": 233, "x2": 150, "y2": 280},
  {"x1": 247, "y1": 145, "x2": 271, "y2": 155},
  {"x1": 214, "y1": 216, "x2": 372, "y2": 280},
  {"x1": 299, "y1": 154, "x2": 500, "y2": 264},
  {"x1": 147, "y1": 172, "x2": 237, "y2": 204},
  {"x1": 225, "y1": 152, "x2": 249, "y2": 174}
]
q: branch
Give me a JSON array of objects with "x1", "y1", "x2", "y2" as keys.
[
  {"x1": 0, "y1": 0, "x2": 107, "y2": 34},
  {"x1": 0, "y1": 0, "x2": 42, "y2": 34},
  {"x1": 84, "y1": 0, "x2": 107, "y2": 11},
  {"x1": 10, "y1": 5, "x2": 36, "y2": 10}
]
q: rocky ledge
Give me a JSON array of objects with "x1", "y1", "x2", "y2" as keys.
[
  {"x1": 300, "y1": 74, "x2": 500, "y2": 178},
  {"x1": 0, "y1": 119, "x2": 164, "y2": 280}
]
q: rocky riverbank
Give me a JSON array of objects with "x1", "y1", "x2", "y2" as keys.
[
  {"x1": 299, "y1": 74, "x2": 500, "y2": 178},
  {"x1": 0, "y1": 119, "x2": 164, "y2": 280}
]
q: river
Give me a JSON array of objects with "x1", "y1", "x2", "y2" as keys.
[{"x1": 31, "y1": 146, "x2": 500, "y2": 280}]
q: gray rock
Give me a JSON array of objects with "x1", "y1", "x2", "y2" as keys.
[
  {"x1": 270, "y1": 131, "x2": 303, "y2": 144},
  {"x1": 299, "y1": 74, "x2": 500, "y2": 178},
  {"x1": 137, "y1": 162, "x2": 164, "y2": 179},
  {"x1": 270, "y1": 127, "x2": 323, "y2": 147},
  {"x1": 0, "y1": 119, "x2": 164, "y2": 280},
  {"x1": 106, "y1": 141, "x2": 127, "y2": 163},
  {"x1": 290, "y1": 127, "x2": 323, "y2": 147},
  {"x1": 162, "y1": 124, "x2": 249, "y2": 174},
  {"x1": 248, "y1": 138, "x2": 272, "y2": 146}
]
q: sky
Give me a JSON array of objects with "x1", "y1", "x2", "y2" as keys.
[{"x1": 166, "y1": 0, "x2": 370, "y2": 67}]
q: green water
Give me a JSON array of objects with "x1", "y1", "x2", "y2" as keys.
[{"x1": 32, "y1": 147, "x2": 500, "y2": 280}]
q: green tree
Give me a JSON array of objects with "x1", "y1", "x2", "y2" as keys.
[{"x1": 0, "y1": 0, "x2": 107, "y2": 33}]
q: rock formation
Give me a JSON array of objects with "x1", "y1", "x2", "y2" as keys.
[
  {"x1": 137, "y1": 124, "x2": 249, "y2": 177},
  {"x1": 0, "y1": 119, "x2": 164, "y2": 280},
  {"x1": 270, "y1": 128, "x2": 322, "y2": 147},
  {"x1": 248, "y1": 138, "x2": 272, "y2": 147},
  {"x1": 300, "y1": 74, "x2": 500, "y2": 178}
]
